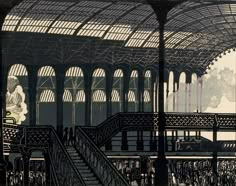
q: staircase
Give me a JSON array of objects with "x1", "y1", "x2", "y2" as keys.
[{"x1": 66, "y1": 147, "x2": 102, "y2": 186}]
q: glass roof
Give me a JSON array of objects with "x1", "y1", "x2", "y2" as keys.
[{"x1": 3, "y1": 0, "x2": 236, "y2": 71}]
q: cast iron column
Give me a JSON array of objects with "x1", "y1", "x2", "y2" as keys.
[
  {"x1": 55, "y1": 66, "x2": 65, "y2": 140},
  {"x1": 105, "y1": 71, "x2": 112, "y2": 150},
  {"x1": 155, "y1": 7, "x2": 169, "y2": 186},
  {"x1": 27, "y1": 65, "x2": 38, "y2": 126},
  {"x1": 148, "y1": 1, "x2": 180, "y2": 184},
  {"x1": 0, "y1": 7, "x2": 11, "y2": 185},
  {"x1": 84, "y1": 72, "x2": 92, "y2": 126}
]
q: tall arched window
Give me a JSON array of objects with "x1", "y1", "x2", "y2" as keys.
[
  {"x1": 92, "y1": 68, "x2": 106, "y2": 126},
  {"x1": 64, "y1": 67, "x2": 84, "y2": 127},
  {"x1": 63, "y1": 89, "x2": 73, "y2": 128},
  {"x1": 75, "y1": 90, "x2": 85, "y2": 126},
  {"x1": 191, "y1": 73, "x2": 198, "y2": 112},
  {"x1": 128, "y1": 70, "x2": 138, "y2": 112},
  {"x1": 112, "y1": 69, "x2": 123, "y2": 115},
  {"x1": 39, "y1": 89, "x2": 56, "y2": 127},
  {"x1": 168, "y1": 71, "x2": 174, "y2": 112},
  {"x1": 178, "y1": 72, "x2": 186, "y2": 112},
  {"x1": 37, "y1": 66, "x2": 56, "y2": 127},
  {"x1": 144, "y1": 70, "x2": 152, "y2": 112},
  {"x1": 7, "y1": 64, "x2": 28, "y2": 124}
]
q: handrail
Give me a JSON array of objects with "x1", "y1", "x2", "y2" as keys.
[
  {"x1": 80, "y1": 112, "x2": 236, "y2": 147},
  {"x1": 48, "y1": 127, "x2": 86, "y2": 186},
  {"x1": 75, "y1": 127, "x2": 129, "y2": 186},
  {"x1": 2, "y1": 125, "x2": 86, "y2": 186}
]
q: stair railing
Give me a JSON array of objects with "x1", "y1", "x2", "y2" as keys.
[
  {"x1": 3, "y1": 124, "x2": 86, "y2": 186},
  {"x1": 75, "y1": 127, "x2": 129, "y2": 186}
]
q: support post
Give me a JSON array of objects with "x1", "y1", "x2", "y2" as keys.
[
  {"x1": 19, "y1": 146, "x2": 31, "y2": 186},
  {"x1": 27, "y1": 65, "x2": 38, "y2": 126},
  {"x1": 212, "y1": 114, "x2": 218, "y2": 185},
  {"x1": 0, "y1": 7, "x2": 12, "y2": 185},
  {"x1": 148, "y1": 3, "x2": 173, "y2": 185},
  {"x1": 105, "y1": 71, "x2": 112, "y2": 150},
  {"x1": 84, "y1": 73, "x2": 92, "y2": 126},
  {"x1": 55, "y1": 66, "x2": 65, "y2": 140},
  {"x1": 43, "y1": 151, "x2": 51, "y2": 185}
]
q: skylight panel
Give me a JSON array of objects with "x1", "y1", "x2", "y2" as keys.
[
  {"x1": 78, "y1": 3, "x2": 136, "y2": 37},
  {"x1": 104, "y1": 5, "x2": 152, "y2": 41},
  {"x1": 17, "y1": 1, "x2": 72, "y2": 33},
  {"x1": 48, "y1": 1, "x2": 111, "y2": 35},
  {"x1": 2, "y1": 0, "x2": 37, "y2": 31}
]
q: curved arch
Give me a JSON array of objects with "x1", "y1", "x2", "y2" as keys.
[
  {"x1": 92, "y1": 90, "x2": 106, "y2": 102},
  {"x1": 144, "y1": 90, "x2": 150, "y2": 103},
  {"x1": 63, "y1": 89, "x2": 72, "y2": 102},
  {"x1": 76, "y1": 90, "x2": 85, "y2": 102},
  {"x1": 8, "y1": 64, "x2": 28, "y2": 76},
  {"x1": 39, "y1": 90, "x2": 55, "y2": 102},
  {"x1": 65, "y1": 67, "x2": 83, "y2": 77},
  {"x1": 111, "y1": 90, "x2": 120, "y2": 102},
  {"x1": 38, "y1": 66, "x2": 55, "y2": 77},
  {"x1": 128, "y1": 90, "x2": 136, "y2": 102}
]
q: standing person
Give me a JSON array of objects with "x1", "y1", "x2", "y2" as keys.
[
  {"x1": 63, "y1": 128, "x2": 68, "y2": 146},
  {"x1": 68, "y1": 127, "x2": 74, "y2": 146}
]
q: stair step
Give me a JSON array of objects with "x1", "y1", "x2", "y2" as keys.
[
  {"x1": 75, "y1": 166, "x2": 88, "y2": 170},
  {"x1": 85, "y1": 180, "x2": 100, "y2": 184},
  {"x1": 83, "y1": 177, "x2": 97, "y2": 181},
  {"x1": 73, "y1": 160, "x2": 84, "y2": 163},
  {"x1": 79, "y1": 169, "x2": 91, "y2": 173},
  {"x1": 80, "y1": 173, "x2": 94, "y2": 177},
  {"x1": 74, "y1": 162, "x2": 86, "y2": 166}
]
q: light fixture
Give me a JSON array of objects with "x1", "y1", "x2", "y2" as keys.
[{"x1": 233, "y1": 48, "x2": 236, "y2": 52}]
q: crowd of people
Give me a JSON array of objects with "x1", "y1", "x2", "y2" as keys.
[
  {"x1": 169, "y1": 160, "x2": 236, "y2": 186},
  {"x1": 111, "y1": 159, "x2": 236, "y2": 186},
  {"x1": 6, "y1": 171, "x2": 46, "y2": 186}
]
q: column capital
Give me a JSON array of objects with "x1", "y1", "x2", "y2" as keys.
[{"x1": 147, "y1": 1, "x2": 181, "y2": 25}]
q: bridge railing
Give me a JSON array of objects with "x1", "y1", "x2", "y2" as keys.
[{"x1": 80, "y1": 112, "x2": 236, "y2": 150}]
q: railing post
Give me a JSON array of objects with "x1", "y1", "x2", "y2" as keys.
[
  {"x1": 43, "y1": 151, "x2": 51, "y2": 185},
  {"x1": 19, "y1": 146, "x2": 31, "y2": 186}
]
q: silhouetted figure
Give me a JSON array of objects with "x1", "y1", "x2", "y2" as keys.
[
  {"x1": 68, "y1": 127, "x2": 74, "y2": 146},
  {"x1": 63, "y1": 128, "x2": 68, "y2": 146}
]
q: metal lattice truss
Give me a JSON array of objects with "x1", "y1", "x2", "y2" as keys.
[{"x1": 3, "y1": 0, "x2": 236, "y2": 73}]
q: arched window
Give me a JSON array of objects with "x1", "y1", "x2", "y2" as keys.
[
  {"x1": 64, "y1": 67, "x2": 84, "y2": 127},
  {"x1": 178, "y1": 72, "x2": 186, "y2": 112},
  {"x1": 144, "y1": 70, "x2": 152, "y2": 112},
  {"x1": 91, "y1": 68, "x2": 106, "y2": 126},
  {"x1": 167, "y1": 71, "x2": 174, "y2": 112},
  {"x1": 39, "y1": 90, "x2": 55, "y2": 102},
  {"x1": 112, "y1": 69, "x2": 123, "y2": 115},
  {"x1": 63, "y1": 89, "x2": 72, "y2": 102},
  {"x1": 128, "y1": 70, "x2": 138, "y2": 112},
  {"x1": 191, "y1": 73, "x2": 198, "y2": 112},
  {"x1": 6, "y1": 64, "x2": 28, "y2": 124},
  {"x1": 37, "y1": 66, "x2": 56, "y2": 127}
]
